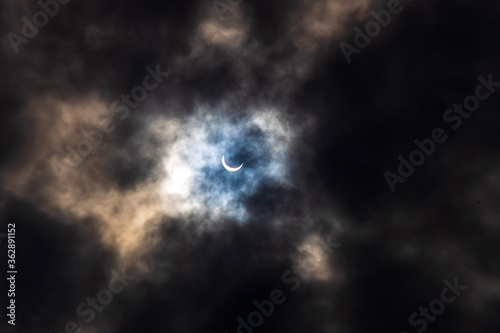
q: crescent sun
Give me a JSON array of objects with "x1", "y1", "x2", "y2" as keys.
[{"x1": 222, "y1": 155, "x2": 243, "y2": 172}]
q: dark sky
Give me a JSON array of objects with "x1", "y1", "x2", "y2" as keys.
[{"x1": 1, "y1": 0, "x2": 500, "y2": 332}]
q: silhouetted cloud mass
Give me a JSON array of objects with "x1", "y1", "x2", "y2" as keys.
[{"x1": 1, "y1": 0, "x2": 500, "y2": 332}]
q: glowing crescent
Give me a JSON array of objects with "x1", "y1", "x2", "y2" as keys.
[{"x1": 222, "y1": 155, "x2": 243, "y2": 172}]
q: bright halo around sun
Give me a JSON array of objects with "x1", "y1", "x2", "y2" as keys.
[{"x1": 151, "y1": 107, "x2": 297, "y2": 222}]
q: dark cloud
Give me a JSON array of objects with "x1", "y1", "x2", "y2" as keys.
[{"x1": 1, "y1": 0, "x2": 500, "y2": 332}]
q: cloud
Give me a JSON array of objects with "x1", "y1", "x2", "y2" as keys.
[
  {"x1": 289, "y1": 0, "x2": 376, "y2": 51},
  {"x1": 1, "y1": 0, "x2": 500, "y2": 332}
]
